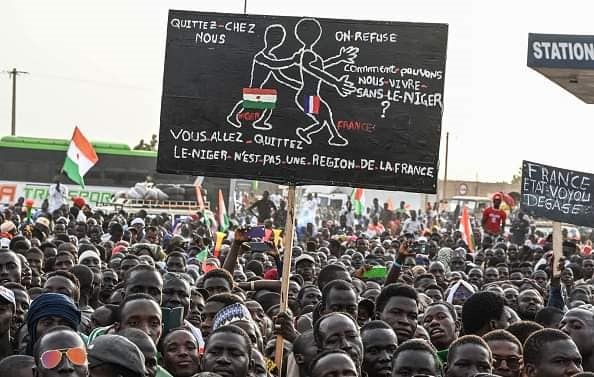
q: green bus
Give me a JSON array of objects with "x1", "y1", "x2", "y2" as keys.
[{"x1": 0, "y1": 136, "x2": 228, "y2": 206}]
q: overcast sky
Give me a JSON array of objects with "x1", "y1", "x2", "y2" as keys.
[{"x1": 2, "y1": 0, "x2": 593, "y2": 183}]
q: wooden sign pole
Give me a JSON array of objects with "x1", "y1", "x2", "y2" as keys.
[
  {"x1": 552, "y1": 221, "x2": 563, "y2": 277},
  {"x1": 274, "y1": 185, "x2": 296, "y2": 373}
]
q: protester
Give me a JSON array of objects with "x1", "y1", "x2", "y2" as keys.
[
  {"x1": 483, "y1": 329, "x2": 523, "y2": 377},
  {"x1": 0, "y1": 187, "x2": 592, "y2": 377},
  {"x1": 360, "y1": 320, "x2": 397, "y2": 377},
  {"x1": 33, "y1": 327, "x2": 88, "y2": 377},
  {"x1": 522, "y1": 329, "x2": 583, "y2": 377},
  {"x1": 87, "y1": 334, "x2": 146, "y2": 377},
  {"x1": 0, "y1": 354, "x2": 34, "y2": 377},
  {"x1": 392, "y1": 339, "x2": 442, "y2": 377},
  {"x1": 481, "y1": 194, "x2": 506, "y2": 237},
  {"x1": 446, "y1": 335, "x2": 493, "y2": 377}
]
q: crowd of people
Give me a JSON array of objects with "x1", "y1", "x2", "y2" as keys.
[{"x1": 0, "y1": 190, "x2": 592, "y2": 377}]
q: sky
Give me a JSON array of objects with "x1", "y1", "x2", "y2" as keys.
[{"x1": 1, "y1": 0, "x2": 594, "y2": 184}]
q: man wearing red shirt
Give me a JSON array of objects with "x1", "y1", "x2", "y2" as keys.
[{"x1": 482, "y1": 193, "x2": 506, "y2": 236}]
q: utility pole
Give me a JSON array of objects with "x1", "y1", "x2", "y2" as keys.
[{"x1": 6, "y1": 68, "x2": 28, "y2": 136}]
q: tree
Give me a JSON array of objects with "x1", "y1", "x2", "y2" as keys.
[{"x1": 511, "y1": 166, "x2": 522, "y2": 184}]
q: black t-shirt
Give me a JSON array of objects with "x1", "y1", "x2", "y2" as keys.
[{"x1": 252, "y1": 199, "x2": 276, "y2": 222}]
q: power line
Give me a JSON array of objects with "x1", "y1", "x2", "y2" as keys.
[{"x1": 34, "y1": 72, "x2": 152, "y2": 91}]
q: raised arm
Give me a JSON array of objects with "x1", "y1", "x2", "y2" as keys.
[{"x1": 324, "y1": 46, "x2": 359, "y2": 68}]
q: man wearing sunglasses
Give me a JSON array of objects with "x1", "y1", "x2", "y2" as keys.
[
  {"x1": 483, "y1": 330, "x2": 523, "y2": 377},
  {"x1": 33, "y1": 327, "x2": 88, "y2": 377}
]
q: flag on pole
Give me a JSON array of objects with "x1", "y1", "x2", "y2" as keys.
[
  {"x1": 351, "y1": 188, "x2": 364, "y2": 216},
  {"x1": 217, "y1": 190, "x2": 230, "y2": 232},
  {"x1": 195, "y1": 185, "x2": 205, "y2": 210},
  {"x1": 213, "y1": 231, "x2": 226, "y2": 257},
  {"x1": 62, "y1": 127, "x2": 98, "y2": 188},
  {"x1": 459, "y1": 206, "x2": 474, "y2": 251}
]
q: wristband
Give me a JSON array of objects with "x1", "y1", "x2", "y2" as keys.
[{"x1": 250, "y1": 281, "x2": 255, "y2": 290}]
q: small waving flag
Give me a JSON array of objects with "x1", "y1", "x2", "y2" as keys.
[
  {"x1": 459, "y1": 206, "x2": 474, "y2": 252},
  {"x1": 351, "y1": 188, "x2": 364, "y2": 216},
  {"x1": 217, "y1": 190, "x2": 230, "y2": 232},
  {"x1": 62, "y1": 127, "x2": 98, "y2": 188}
]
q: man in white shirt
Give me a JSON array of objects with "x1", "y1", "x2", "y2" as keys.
[
  {"x1": 402, "y1": 209, "x2": 423, "y2": 235},
  {"x1": 48, "y1": 177, "x2": 68, "y2": 213}
]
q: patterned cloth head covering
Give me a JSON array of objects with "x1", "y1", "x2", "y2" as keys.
[
  {"x1": 436, "y1": 247, "x2": 453, "y2": 273},
  {"x1": 446, "y1": 280, "x2": 476, "y2": 304},
  {"x1": 212, "y1": 303, "x2": 253, "y2": 330}
]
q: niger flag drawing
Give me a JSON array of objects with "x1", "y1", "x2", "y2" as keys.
[{"x1": 243, "y1": 88, "x2": 277, "y2": 110}]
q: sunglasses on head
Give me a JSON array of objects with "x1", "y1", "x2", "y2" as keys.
[{"x1": 40, "y1": 347, "x2": 87, "y2": 369}]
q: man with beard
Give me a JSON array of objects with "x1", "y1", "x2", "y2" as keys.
[
  {"x1": 517, "y1": 290, "x2": 544, "y2": 321},
  {"x1": 361, "y1": 320, "x2": 398, "y2": 377},
  {"x1": 313, "y1": 312, "x2": 363, "y2": 373},
  {"x1": 484, "y1": 330, "x2": 524, "y2": 377},
  {"x1": 560, "y1": 307, "x2": 594, "y2": 372}
]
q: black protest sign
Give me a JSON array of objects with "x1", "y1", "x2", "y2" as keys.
[
  {"x1": 158, "y1": 10, "x2": 448, "y2": 193},
  {"x1": 521, "y1": 160, "x2": 594, "y2": 227}
]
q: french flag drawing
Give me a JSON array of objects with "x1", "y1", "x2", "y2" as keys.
[{"x1": 304, "y1": 95, "x2": 320, "y2": 115}]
